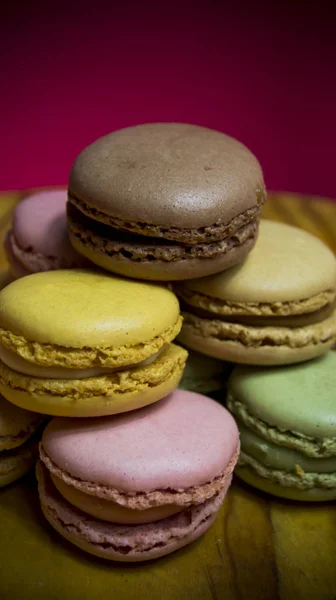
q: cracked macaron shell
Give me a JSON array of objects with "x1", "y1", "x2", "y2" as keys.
[
  {"x1": 228, "y1": 352, "x2": 336, "y2": 453},
  {"x1": 39, "y1": 390, "x2": 239, "y2": 504},
  {"x1": 68, "y1": 123, "x2": 265, "y2": 236},
  {"x1": 176, "y1": 220, "x2": 336, "y2": 309},
  {"x1": 0, "y1": 270, "x2": 181, "y2": 368}
]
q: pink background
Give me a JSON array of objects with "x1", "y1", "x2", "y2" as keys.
[{"x1": 1, "y1": 2, "x2": 335, "y2": 198}]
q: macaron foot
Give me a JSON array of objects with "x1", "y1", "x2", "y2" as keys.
[
  {"x1": 37, "y1": 461, "x2": 228, "y2": 562},
  {"x1": 236, "y1": 466, "x2": 336, "y2": 502},
  {"x1": 0, "y1": 344, "x2": 187, "y2": 417}
]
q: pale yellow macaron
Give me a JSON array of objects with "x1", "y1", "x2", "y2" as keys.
[
  {"x1": 0, "y1": 270, "x2": 187, "y2": 416},
  {"x1": 176, "y1": 220, "x2": 336, "y2": 365},
  {"x1": 0, "y1": 394, "x2": 43, "y2": 487}
]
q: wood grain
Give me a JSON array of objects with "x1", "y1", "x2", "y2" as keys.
[{"x1": 0, "y1": 190, "x2": 335, "y2": 600}]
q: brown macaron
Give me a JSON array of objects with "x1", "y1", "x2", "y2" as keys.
[{"x1": 67, "y1": 123, "x2": 265, "y2": 281}]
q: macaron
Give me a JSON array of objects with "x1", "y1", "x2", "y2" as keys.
[
  {"x1": 178, "y1": 349, "x2": 232, "y2": 394},
  {"x1": 227, "y1": 352, "x2": 336, "y2": 501},
  {"x1": 176, "y1": 220, "x2": 336, "y2": 365},
  {"x1": 5, "y1": 190, "x2": 86, "y2": 278},
  {"x1": 0, "y1": 270, "x2": 187, "y2": 417},
  {"x1": 67, "y1": 123, "x2": 265, "y2": 281},
  {"x1": 0, "y1": 394, "x2": 44, "y2": 487},
  {"x1": 37, "y1": 389, "x2": 240, "y2": 561}
]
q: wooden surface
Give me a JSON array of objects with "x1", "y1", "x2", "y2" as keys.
[{"x1": 0, "y1": 191, "x2": 335, "y2": 600}]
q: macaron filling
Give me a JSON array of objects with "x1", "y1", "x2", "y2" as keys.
[
  {"x1": 177, "y1": 287, "x2": 336, "y2": 318},
  {"x1": 6, "y1": 230, "x2": 80, "y2": 272},
  {"x1": 37, "y1": 461, "x2": 228, "y2": 560},
  {"x1": 238, "y1": 421, "x2": 336, "y2": 488},
  {"x1": 227, "y1": 391, "x2": 336, "y2": 458},
  {"x1": 0, "y1": 344, "x2": 187, "y2": 400},
  {"x1": 179, "y1": 309, "x2": 336, "y2": 350},
  {"x1": 178, "y1": 290, "x2": 336, "y2": 336},
  {"x1": 68, "y1": 189, "x2": 264, "y2": 245},
  {"x1": 0, "y1": 343, "x2": 165, "y2": 380},
  {"x1": 0, "y1": 316, "x2": 182, "y2": 370},
  {"x1": 67, "y1": 202, "x2": 258, "y2": 263},
  {"x1": 51, "y1": 473, "x2": 182, "y2": 524}
]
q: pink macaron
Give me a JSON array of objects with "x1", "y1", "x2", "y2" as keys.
[
  {"x1": 5, "y1": 190, "x2": 87, "y2": 277},
  {"x1": 37, "y1": 389, "x2": 239, "y2": 562}
]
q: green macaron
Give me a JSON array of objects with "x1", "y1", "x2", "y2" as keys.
[
  {"x1": 227, "y1": 351, "x2": 336, "y2": 501},
  {"x1": 178, "y1": 349, "x2": 232, "y2": 395}
]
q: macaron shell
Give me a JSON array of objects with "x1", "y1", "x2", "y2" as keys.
[
  {"x1": 178, "y1": 312, "x2": 336, "y2": 365},
  {"x1": 68, "y1": 123, "x2": 264, "y2": 229},
  {"x1": 0, "y1": 394, "x2": 42, "y2": 450},
  {"x1": 12, "y1": 190, "x2": 79, "y2": 260},
  {"x1": 0, "y1": 270, "x2": 180, "y2": 348},
  {"x1": 182, "y1": 220, "x2": 336, "y2": 303},
  {"x1": 0, "y1": 441, "x2": 37, "y2": 487},
  {"x1": 37, "y1": 462, "x2": 229, "y2": 562},
  {"x1": 229, "y1": 352, "x2": 336, "y2": 439},
  {"x1": 69, "y1": 228, "x2": 257, "y2": 281},
  {"x1": 236, "y1": 466, "x2": 336, "y2": 501},
  {"x1": 4, "y1": 233, "x2": 30, "y2": 278},
  {"x1": 41, "y1": 389, "x2": 239, "y2": 492},
  {"x1": 0, "y1": 344, "x2": 187, "y2": 417}
]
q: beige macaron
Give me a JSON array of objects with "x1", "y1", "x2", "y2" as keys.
[{"x1": 176, "y1": 220, "x2": 336, "y2": 365}]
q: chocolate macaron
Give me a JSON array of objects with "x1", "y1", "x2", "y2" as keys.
[{"x1": 67, "y1": 123, "x2": 265, "y2": 281}]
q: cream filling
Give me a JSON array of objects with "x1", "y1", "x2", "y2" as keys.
[
  {"x1": 51, "y1": 474, "x2": 182, "y2": 524},
  {"x1": 239, "y1": 421, "x2": 336, "y2": 474},
  {"x1": 0, "y1": 344, "x2": 163, "y2": 380}
]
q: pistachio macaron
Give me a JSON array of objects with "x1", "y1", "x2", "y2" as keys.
[
  {"x1": 67, "y1": 123, "x2": 265, "y2": 281},
  {"x1": 178, "y1": 349, "x2": 232, "y2": 395},
  {"x1": 0, "y1": 394, "x2": 44, "y2": 487},
  {"x1": 0, "y1": 270, "x2": 187, "y2": 417},
  {"x1": 176, "y1": 220, "x2": 336, "y2": 365},
  {"x1": 227, "y1": 352, "x2": 336, "y2": 501},
  {"x1": 37, "y1": 389, "x2": 239, "y2": 561}
]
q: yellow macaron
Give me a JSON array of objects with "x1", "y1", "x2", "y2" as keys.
[{"x1": 0, "y1": 270, "x2": 187, "y2": 416}]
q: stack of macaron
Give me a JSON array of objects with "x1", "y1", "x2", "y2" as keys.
[
  {"x1": 1, "y1": 122, "x2": 270, "y2": 561},
  {"x1": 175, "y1": 219, "x2": 336, "y2": 500},
  {"x1": 0, "y1": 269, "x2": 242, "y2": 559},
  {"x1": 2, "y1": 121, "x2": 334, "y2": 565}
]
